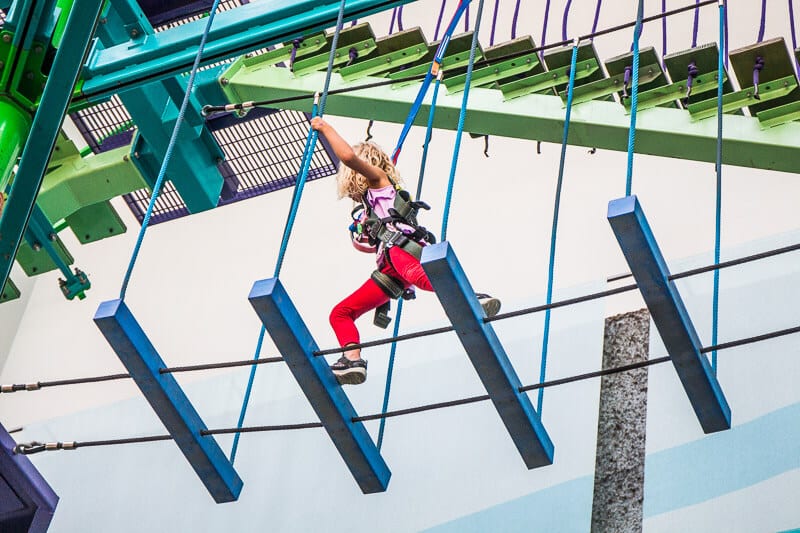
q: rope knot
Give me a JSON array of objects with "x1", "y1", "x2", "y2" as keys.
[
  {"x1": 752, "y1": 56, "x2": 765, "y2": 99},
  {"x1": 622, "y1": 66, "x2": 632, "y2": 99}
]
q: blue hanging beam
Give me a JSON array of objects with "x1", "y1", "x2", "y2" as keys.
[
  {"x1": 80, "y1": 0, "x2": 415, "y2": 102},
  {"x1": 248, "y1": 278, "x2": 391, "y2": 493},
  {"x1": 607, "y1": 195, "x2": 731, "y2": 433},
  {"x1": 93, "y1": 300, "x2": 243, "y2": 503},
  {"x1": 0, "y1": 0, "x2": 105, "y2": 304},
  {"x1": 0, "y1": 423, "x2": 58, "y2": 533},
  {"x1": 421, "y1": 242, "x2": 554, "y2": 468}
]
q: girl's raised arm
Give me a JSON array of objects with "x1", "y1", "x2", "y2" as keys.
[{"x1": 310, "y1": 117, "x2": 389, "y2": 188}]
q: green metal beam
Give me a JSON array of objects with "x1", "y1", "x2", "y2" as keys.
[
  {"x1": 0, "y1": 0, "x2": 105, "y2": 297},
  {"x1": 37, "y1": 144, "x2": 146, "y2": 223},
  {"x1": 222, "y1": 66, "x2": 800, "y2": 174}
]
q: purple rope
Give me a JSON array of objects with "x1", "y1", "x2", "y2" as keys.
[
  {"x1": 592, "y1": 0, "x2": 603, "y2": 34},
  {"x1": 623, "y1": 65, "x2": 632, "y2": 97},
  {"x1": 758, "y1": 0, "x2": 767, "y2": 42},
  {"x1": 398, "y1": 5, "x2": 404, "y2": 31},
  {"x1": 540, "y1": 0, "x2": 552, "y2": 60},
  {"x1": 511, "y1": 0, "x2": 522, "y2": 39},
  {"x1": 465, "y1": 4, "x2": 470, "y2": 31},
  {"x1": 434, "y1": 0, "x2": 447, "y2": 41},
  {"x1": 661, "y1": 0, "x2": 667, "y2": 66},
  {"x1": 289, "y1": 38, "x2": 302, "y2": 70},
  {"x1": 791, "y1": 0, "x2": 800, "y2": 73},
  {"x1": 686, "y1": 60, "x2": 699, "y2": 99},
  {"x1": 692, "y1": 0, "x2": 701, "y2": 48},
  {"x1": 753, "y1": 56, "x2": 765, "y2": 99},
  {"x1": 490, "y1": 0, "x2": 500, "y2": 45},
  {"x1": 389, "y1": 7, "x2": 397, "y2": 34},
  {"x1": 562, "y1": 0, "x2": 573, "y2": 41}
]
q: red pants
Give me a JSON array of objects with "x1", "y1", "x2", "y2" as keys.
[{"x1": 330, "y1": 246, "x2": 434, "y2": 347}]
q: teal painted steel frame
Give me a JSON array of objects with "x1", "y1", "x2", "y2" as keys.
[
  {"x1": 0, "y1": 0, "x2": 104, "y2": 300},
  {"x1": 96, "y1": 0, "x2": 225, "y2": 213},
  {"x1": 80, "y1": 0, "x2": 414, "y2": 102},
  {"x1": 421, "y1": 242, "x2": 555, "y2": 468},
  {"x1": 607, "y1": 195, "x2": 731, "y2": 433},
  {"x1": 248, "y1": 277, "x2": 391, "y2": 494},
  {"x1": 94, "y1": 299, "x2": 244, "y2": 503}
]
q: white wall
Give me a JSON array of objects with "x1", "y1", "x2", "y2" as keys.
[{"x1": 2, "y1": 1, "x2": 800, "y2": 531}]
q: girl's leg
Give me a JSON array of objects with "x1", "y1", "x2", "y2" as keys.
[
  {"x1": 386, "y1": 246, "x2": 433, "y2": 291},
  {"x1": 330, "y1": 278, "x2": 390, "y2": 360}
]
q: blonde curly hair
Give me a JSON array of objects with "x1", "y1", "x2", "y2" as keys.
[{"x1": 336, "y1": 141, "x2": 402, "y2": 202}]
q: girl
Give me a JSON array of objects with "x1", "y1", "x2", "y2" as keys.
[{"x1": 311, "y1": 117, "x2": 500, "y2": 385}]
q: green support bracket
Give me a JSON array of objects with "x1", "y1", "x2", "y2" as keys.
[
  {"x1": 444, "y1": 51, "x2": 540, "y2": 95},
  {"x1": 0, "y1": 30, "x2": 17, "y2": 89},
  {"x1": 687, "y1": 75, "x2": 798, "y2": 121},
  {"x1": 249, "y1": 31, "x2": 327, "y2": 67},
  {"x1": 605, "y1": 46, "x2": 672, "y2": 105},
  {"x1": 622, "y1": 72, "x2": 727, "y2": 113},
  {"x1": 663, "y1": 43, "x2": 735, "y2": 108},
  {"x1": 386, "y1": 31, "x2": 483, "y2": 86},
  {"x1": 291, "y1": 22, "x2": 377, "y2": 77},
  {"x1": 500, "y1": 58, "x2": 599, "y2": 101},
  {"x1": 16, "y1": 236, "x2": 73, "y2": 277},
  {"x1": 339, "y1": 27, "x2": 427, "y2": 82},
  {"x1": 560, "y1": 63, "x2": 662, "y2": 106},
  {"x1": 757, "y1": 99, "x2": 800, "y2": 129},
  {"x1": 0, "y1": 276, "x2": 20, "y2": 303},
  {"x1": 729, "y1": 37, "x2": 799, "y2": 117},
  {"x1": 536, "y1": 41, "x2": 606, "y2": 96},
  {"x1": 36, "y1": 143, "x2": 147, "y2": 223},
  {"x1": 9, "y1": 39, "x2": 49, "y2": 110},
  {"x1": 65, "y1": 200, "x2": 127, "y2": 244}
]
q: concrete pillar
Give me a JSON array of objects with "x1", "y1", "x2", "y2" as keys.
[{"x1": 591, "y1": 308, "x2": 650, "y2": 533}]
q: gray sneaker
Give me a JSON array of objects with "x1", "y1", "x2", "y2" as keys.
[
  {"x1": 476, "y1": 293, "x2": 501, "y2": 318},
  {"x1": 331, "y1": 356, "x2": 368, "y2": 385}
]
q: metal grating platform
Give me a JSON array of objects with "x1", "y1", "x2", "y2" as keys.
[{"x1": 68, "y1": 0, "x2": 339, "y2": 226}]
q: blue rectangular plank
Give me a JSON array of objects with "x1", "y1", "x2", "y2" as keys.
[
  {"x1": 421, "y1": 242, "x2": 554, "y2": 469},
  {"x1": 607, "y1": 195, "x2": 731, "y2": 433},
  {"x1": 248, "y1": 278, "x2": 391, "y2": 494},
  {"x1": 0, "y1": 423, "x2": 58, "y2": 533},
  {"x1": 93, "y1": 299, "x2": 243, "y2": 502}
]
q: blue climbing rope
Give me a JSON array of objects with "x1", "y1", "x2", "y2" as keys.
[
  {"x1": 440, "y1": 0, "x2": 484, "y2": 241},
  {"x1": 625, "y1": 0, "x2": 644, "y2": 196},
  {"x1": 392, "y1": 0, "x2": 471, "y2": 164},
  {"x1": 537, "y1": 39, "x2": 580, "y2": 414},
  {"x1": 712, "y1": 0, "x2": 726, "y2": 373},
  {"x1": 376, "y1": 72, "x2": 444, "y2": 450},
  {"x1": 118, "y1": 0, "x2": 223, "y2": 300},
  {"x1": 229, "y1": 0, "x2": 348, "y2": 464}
]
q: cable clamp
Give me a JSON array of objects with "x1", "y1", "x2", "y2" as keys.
[
  {"x1": 436, "y1": 69, "x2": 444, "y2": 82},
  {"x1": 572, "y1": 37, "x2": 580, "y2": 48},
  {"x1": 1, "y1": 382, "x2": 40, "y2": 393},
  {"x1": 14, "y1": 442, "x2": 46, "y2": 455},
  {"x1": 313, "y1": 91, "x2": 321, "y2": 106},
  {"x1": 431, "y1": 59, "x2": 442, "y2": 77}
]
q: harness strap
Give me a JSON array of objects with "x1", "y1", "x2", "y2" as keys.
[{"x1": 371, "y1": 270, "x2": 405, "y2": 299}]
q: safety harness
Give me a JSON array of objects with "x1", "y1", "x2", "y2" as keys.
[{"x1": 350, "y1": 177, "x2": 436, "y2": 328}]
